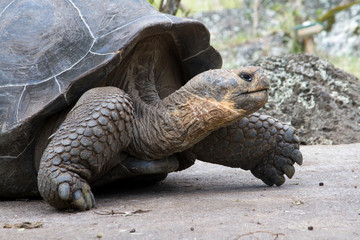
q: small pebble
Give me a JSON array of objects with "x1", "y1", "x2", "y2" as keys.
[
  {"x1": 190, "y1": 227, "x2": 194, "y2": 231},
  {"x1": 97, "y1": 233, "x2": 103, "y2": 238},
  {"x1": 129, "y1": 229, "x2": 136, "y2": 233},
  {"x1": 319, "y1": 182, "x2": 324, "y2": 186},
  {"x1": 308, "y1": 226, "x2": 314, "y2": 231}
]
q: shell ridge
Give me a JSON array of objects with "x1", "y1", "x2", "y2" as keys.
[
  {"x1": 0, "y1": 134, "x2": 35, "y2": 159},
  {"x1": 183, "y1": 46, "x2": 212, "y2": 62},
  {"x1": 96, "y1": 14, "x2": 158, "y2": 40},
  {"x1": 0, "y1": 0, "x2": 15, "y2": 18},
  {"x1": 16, "y1": 86, "x2": 26, "y2": 123},
  {"x1": 89, "y1": 51, "x2": 116, "y2": 56},
  {"x1": 66, "y1": 0, "x2": 95, "y2": 39},
  {"x1": 54, "y1": 76, "x2": 62, "y2": 92}
]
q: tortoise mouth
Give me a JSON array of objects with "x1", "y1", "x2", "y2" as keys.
[
  {"x1": 231, "y1": 88, "x2": 269, "y2": 111},
  {"x1": 233, "y1": 87, "x2": 269, "y2": 98},
  {"x1": 243, "y1": 88, "x2": 269, "y2": 98},
  {"x1": 245, "y1": 88, "x2": 269, "y2": 95}
]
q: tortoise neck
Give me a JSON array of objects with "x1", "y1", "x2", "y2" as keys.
[{"x1": 126, "y1": 85, "x2": 241, "y2": 160}]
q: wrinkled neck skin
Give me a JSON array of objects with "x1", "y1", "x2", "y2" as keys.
[
  {"x1": 121, "y1": 37, "x2": 267, "y2": 160},
  {"x1": 126, "y1": 83, "x2": 250, "y2": 160}
]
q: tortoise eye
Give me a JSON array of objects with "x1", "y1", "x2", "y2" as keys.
[{"x1": 239, "y1": 72, "x2": 253, "y2": 82}]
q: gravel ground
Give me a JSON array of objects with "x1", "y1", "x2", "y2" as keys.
[{"x1": 1, "y1": 143, "x2": 359, "y2": 239}]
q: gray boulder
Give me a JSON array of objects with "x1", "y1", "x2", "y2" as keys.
[{"x1": 251, "y1": 53, "x2": 360, "y2": 145}]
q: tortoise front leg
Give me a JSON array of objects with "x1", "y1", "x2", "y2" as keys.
[
  {"x1": 37, "y1": 87, "x2": 134, "y2": 210},
  {"x1": 191, "y1": 113, "x2": 303, "y2": 186}
]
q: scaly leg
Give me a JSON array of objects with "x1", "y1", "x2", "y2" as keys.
[
  {"x1": 191, "y1": 113, "x2": 303, "y2": 186},
  {"x1": 37, "y1": 87, "x2": 134, "y2": 210}
]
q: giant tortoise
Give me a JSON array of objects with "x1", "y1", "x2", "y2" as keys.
[{"x1": 0, "y1": 0, "x2": 302, "y2": 210}]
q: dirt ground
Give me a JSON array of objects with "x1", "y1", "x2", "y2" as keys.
[{"x1": 0, "y1": 143, "x2": 359, "y2": 240}]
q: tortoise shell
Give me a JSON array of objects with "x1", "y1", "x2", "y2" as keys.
[{"x1": 0, "y1": 0, "x2": 221, "y2": 197}]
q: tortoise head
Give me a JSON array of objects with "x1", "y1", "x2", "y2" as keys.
[
  {"x1": 185, "y1": 66, "x2": 269, "y2": 115},
  {"x1": 127, "y1": 66, "x2": 270, "y2": 160}
]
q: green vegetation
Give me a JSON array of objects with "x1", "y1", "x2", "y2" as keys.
[
  {"x1": 319, "y1": 54, "x2": 360, "y2": 79},
  {"x1": 147, "y1": 0, "x2": 359, "y2": 79},
  {"x1": 318, "y1": 1, "x2": 360, "y2": 31},
  {"x1": 179, "y1": 0, "x2": 244, "y2": 12},
  {"x1": 149, "y1": 0, "x2": 244, "y2": 16},
  {"x1": 211, "y1": 33, "x2": 249, "y2": 50}
]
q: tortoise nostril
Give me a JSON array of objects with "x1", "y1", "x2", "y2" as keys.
[{"x1": 239, "y1": 72, "x2": 253, "y2": 82}]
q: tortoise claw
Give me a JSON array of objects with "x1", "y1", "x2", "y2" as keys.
[
  {"x1": 290, "y1": 149, "x2": 303, "y2": 165},
  {"x1": 58, "y1": 182, "x2": 71, "y2": 200},
  {"x1": 273, "y1": 174, "x2": 286, "y2": 186},
  {"x1": 72, "y1": 183, "x2": 95, "y2": 211},
  {"x1": 282, "y1": 164, "x2": 295, "y2": 179},
  {"x1": 274, "y1": 156, "x2": 295, "y2": 179}
]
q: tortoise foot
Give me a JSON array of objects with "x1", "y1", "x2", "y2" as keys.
[
  {"x1": 251, "y1": 123, "x2": 303, "y2": 186},
  {"x1": 38, "y1": 167, "x2": 95, "y2": 210},
  {"x1": 191, "y1": 113, "x2": 303, "y2": 186}
]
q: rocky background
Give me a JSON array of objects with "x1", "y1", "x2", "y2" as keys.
[
  {"x1": 252, "y1": 54, "x2": 360, "y2": 145},
  {"x1": 189, "y1": 0, "x2": 360, "y2": 145},
  {"x1": 191, "y1": 0, "x2": 360, "y2": 68}
]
